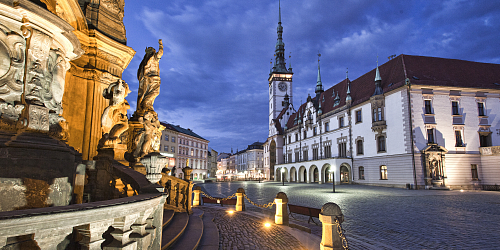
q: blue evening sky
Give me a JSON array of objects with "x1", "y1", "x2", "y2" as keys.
[{"x1": 121, "y1": 0, "x2": 500, "y2": 154}]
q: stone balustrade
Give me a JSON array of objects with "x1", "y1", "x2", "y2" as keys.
[
  {"x1": 160, "y1": 173, "x2": 193, "y2": 213},
  {"x1": 0, "y1": 194, "x2": 166, "y2": 250}
]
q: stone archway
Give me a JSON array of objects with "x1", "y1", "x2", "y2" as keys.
[
  {"x1": 270, "y1": 140, "x2": 277, "y2": 180},
  {"x1": 298, "y1": 166, "x2": 307, "y2": 182},
  {"x1": 290, "y1": 167, "x2": 297, "y2": 182},
  {"x1": 194, "y1": 173, "x2": 198, "y2": 180},
  {"x1": 275, "y1": 167, "x2": 281, "y2": 182},
  {"x1": 310, "y1": 165, "x2": 319, "y2": 183},
  {"x1": 321, "y1": 164, "x2": 332, "y2": 183},
  {"x1": 339, "y1": 163, "x2": 351, "y2": 184}
]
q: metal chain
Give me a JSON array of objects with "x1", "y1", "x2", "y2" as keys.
[
  {"x1": 243, "y1": 194, "x2": 275, "y2": 209},
  {"x1": 334, "y1": 217, "x2": 349, "y2": 250},
  {"x1": 200, "y1": 190, "x2": 236, "y2": 201}
]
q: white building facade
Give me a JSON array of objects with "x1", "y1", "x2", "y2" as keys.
[{"x1": 265, "y1": 7, "x2": 500, "y2": 190}]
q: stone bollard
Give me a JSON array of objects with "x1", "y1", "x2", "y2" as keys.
[
  {"x1": 236, "y1": 188, "x2": 245, "y2": 211},
  {"x1": 319, "y1": 202, "x2": 345, "y2": 250},
  {"x1": 193, "y1": 186, "x2": 202, "y2": 206},
  {"x1": 274, "y1": 192, "x2": 289, "y2": 225}
]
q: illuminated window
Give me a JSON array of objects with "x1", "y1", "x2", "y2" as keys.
[
  {"x1": 165, "y1": 135, "x2": 169, "y2": 141},
  {"x1": 172, "y1": 136, "x2": 175, "y2": 142},
  {"x1": 380, "y1": 165, "x2": 388, "y2": 180},
  {"x1": 171, "y1": 147, "x2": 175, "y2": 153}
]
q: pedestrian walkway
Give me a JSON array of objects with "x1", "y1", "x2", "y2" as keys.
[{"x1": 197, "y1": 205, "x2": 307, "y2": 250}]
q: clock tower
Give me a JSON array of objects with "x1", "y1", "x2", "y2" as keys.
[{"x1": 268, "y1": 0, "x2": 293, "y2": 137}]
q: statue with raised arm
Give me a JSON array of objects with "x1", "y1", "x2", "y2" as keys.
[{"x1": 134, "y1": 39, "x2": 163, "y2": 118}]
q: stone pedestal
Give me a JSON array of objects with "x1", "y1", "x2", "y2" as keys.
[
  {"x1": 274, "y1": 192, "x2": 288, "y2": 225},
  {"x1": 193, "y1": 186, "x2": 201, "y2": 206},
  {"x1": 140, "y1": 153, "x2": 168, "y2": 184},
  {"x1": 319, "y1": 202, "x2": 345, "y2": 250},
  {"x1": 76, "y1": 219, "x2": 114, "y2": 250},
  {"x1": 236, "y1": 188, "x2": 245, "y2": 211},
  {"x1": 183, "y1": 167, "x2": 193, "y2": 181}
]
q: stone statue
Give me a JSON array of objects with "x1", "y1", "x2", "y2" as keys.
[
  {"x1": 135, "y1": 39, "x2": 163, "y2": 117},
  {"x1": 99, "y1": 79, "x2": 130, "y2": 148},
  {"x1": 132, "y1": 111, "x2": 163, "y2": 160}
]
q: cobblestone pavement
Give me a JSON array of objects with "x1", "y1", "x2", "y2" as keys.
[
  {"x1": 197, "y1": 182, "x2": 500, "y2": 250},
  {"x1": 197, "y1": 206, "x2": 306, "y2": 250}
]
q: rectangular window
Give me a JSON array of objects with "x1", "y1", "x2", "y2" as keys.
[
  {"x1": 303, "y1": 150, "x2": 308, "y2": 161},
  {"x1": 165, "y1": 135, "x2": 169, "y2": 141},
  {"x1": 377, "y1": 107, "x2": 383, "y2": 121},
  {"x1": 455, "y1": 130, "x2": 464, "y2": 147},
  {"x1": 478, "y1": 103, "x2": 485, "y2": 116},
  {"x1": 325, "y1": 122, "x2": 329, "y2": 132},
  {"x1": 357, "y1": 140, "x2": 364, "y2": 155},
  {"x1": 324, "y1": 146, "x2": 331, "y2": 158},
  {"x1": 372, "y1": 108, "x2": 377, "y2": 122},
  {"x1": 313, "y1": 148, "x2": 318, "y2": 160},
  {"x1": 288, "y1": 153, "x2": 292, "y2": 163},
  {"x1": 313, "y1": 127, "x2": 317, "y2": 136},
  {"x1": 338, "y1": 143, "x2": 346, "y2": 157},
  {"x1": 303, "y1": 131, "x2": 307, "y2": 139},
  {"x1": 377, "y1": 136, "x2": 386, "y2": 152},
  {"x1": 479, "y1": 134, "x2": 491, "y2": 147},
  {"x1": 452, "y1": 101, "x2": 459, "y2": 115},
  {"x1": 380, "y1": 165, "x2": 388, "y2": 180},
  {"x1": 164, "y1": 146, "x2": 168, "y2": 151},
  {"x1": 171, "y1": 146, "x2": 175, "y2": 153},
  {"x1": 172, "y1": 136, "x2": 175, "y2": 142},
  {"x1": 339, "y1": 117, "x2": 344, "y2": 128},
  {"x1": 295, "y1": 134, "x2": 298, "y2": 142},
  {"x1": 356, "y1": 110, "x2": 362, "y2": 123},
  {"x1": 471, "y1": 164, "x2": 479, "y2": 180},
  {"x1": 427, "y1": 129, "x2": 435, "y2": 144},
  {"x1": 295, "y1": 152, "x2": 299, "y2": 163},
  {"x1": 359, "y1": 167, "x2": 365, "y2": 180},
  {"x1": 425, "y1": 100, "x2": 432, "y2": 114}
]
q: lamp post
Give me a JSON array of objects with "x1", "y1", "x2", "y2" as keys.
[
  {"x1": 282, "y1": 168, "x2": 285, "y2": 186},
  {"x1": 258, "y1": 170, "x2": 261, "y2": 183},
  {"x1": 329, "y1": 168, "x2": 335, "y2": 193}
]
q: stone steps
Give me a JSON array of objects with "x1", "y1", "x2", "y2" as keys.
[
  {"x1": 160, "y1": 207, "x2": 220, "y2": 250},
  {"x1": 197, "y1": 211, "x2": 219, "y2": 250},
  {"x1": 169, "y1": 209, "x2": 205, "y2": 250},
  {"x1": 161, "y1": 211, "x2": 189, "y2": 249}
]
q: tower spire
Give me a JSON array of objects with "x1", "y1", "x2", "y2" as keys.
[
  {"x1": 271, "y1": 0, "x2": 289, "y2": 74},
  {"x1": 375, "y1": 55, "x2": 382, "y2": 81},
  {"x1": 315, "y1": 52, "x2": 324, "y2": 98},
  {"x1": 373, "y1": 56, "x2": 383, "y2": 96}
]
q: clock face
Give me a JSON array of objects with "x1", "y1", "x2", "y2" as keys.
[{"x1": 278, "y1": 82, "x2": 287, "y2": 92}]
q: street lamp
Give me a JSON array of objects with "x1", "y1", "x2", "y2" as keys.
[
  {"x1": 329, "y1": 168, "x2": 335, "y2": 193},
  {"x1": 282, "y1": 168, "x2": 286, "y2": 186},
  {"x1": 258, "y1": 170, "x2": 261, "y2": 183}
]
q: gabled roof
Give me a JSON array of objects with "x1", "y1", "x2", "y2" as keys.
[{"x1": 285, "y1": 54, "x2": 500, "y2": 130}]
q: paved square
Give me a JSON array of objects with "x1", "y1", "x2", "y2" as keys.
[{"x1": 197, "y1": 182, "x2": 500, "y2": 250}]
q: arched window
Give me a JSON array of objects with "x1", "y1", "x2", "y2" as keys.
[
  {"x1": 359, "y1": 166, "x2": 365, "y2": 180},
  {"x1": 380, "y1": 165, "x2": 388, "y2": 180}
]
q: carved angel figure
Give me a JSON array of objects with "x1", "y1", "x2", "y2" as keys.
[
  {"x1": 135, "y1": 39, "x2": 163, "y2": 116},
  {"x1": 98, "y1": 80, "x2": 131, "y2": 148}
]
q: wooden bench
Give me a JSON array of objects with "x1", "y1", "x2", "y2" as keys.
[
  {"x1": 202, "y1": 197, "x2": 237, "y2": 206},
  {"x1": 288, "y1": 204, "x2": 321, "y2": 225}
]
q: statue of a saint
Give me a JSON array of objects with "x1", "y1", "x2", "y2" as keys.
[
  {"x1": 135, "y1": 39, "x2": 163, "y2": 117},
  {"x1": 98, "y1": 80, "x2": 131, "y2": 148},
  {"x1": 132, "y1": 111, "x2": 162, "y2": 159}
]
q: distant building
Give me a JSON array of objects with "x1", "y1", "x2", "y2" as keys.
[
  {"x1": 159, "y1": 123, "x2": 179, "y2": 169},
  {"x1": 161, "y1": 123, "x2": 209, "y2": 180},
  {"x1": 216, "y1": 152, "x2": 233, "y2": 181},
  {"x1": 207, "y1": 148, "x2": 218, "y2": 178},
  {"x1": 235, "y1": 142, "x2": 264, "y2": 179}
]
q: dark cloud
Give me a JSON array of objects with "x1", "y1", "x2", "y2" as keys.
[{"x1": 122, "y1": 0, "x2": 500, "y2": 153}]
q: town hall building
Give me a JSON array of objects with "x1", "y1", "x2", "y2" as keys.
[{"x1": 264, "y1": 4, "x2": 500, "y2": 190}]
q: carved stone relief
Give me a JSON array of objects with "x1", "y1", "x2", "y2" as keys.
[
  {"x1": 0, "y1": 25, "x2": 25, "y2": 105},
  {"x1": 98, "y1": 80, "x2": 130, "y2": 149}
]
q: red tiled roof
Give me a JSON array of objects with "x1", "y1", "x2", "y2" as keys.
[{"x1": 285, "y1": 54, "x2": 500, "y2": 130}]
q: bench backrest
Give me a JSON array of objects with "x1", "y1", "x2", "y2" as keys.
[{"x1": 288, "y1": 204, "x2": 321, "y2": 218}]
